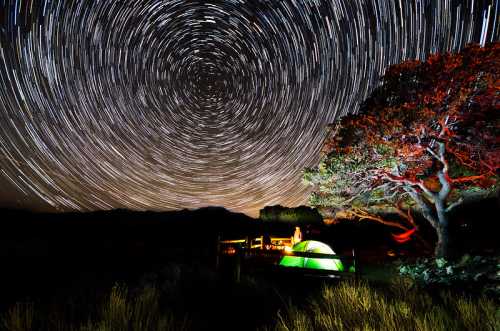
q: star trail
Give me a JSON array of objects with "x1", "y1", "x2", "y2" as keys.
[{"x1": 0, "y1": 0, "x2": 498, "y2": 217}]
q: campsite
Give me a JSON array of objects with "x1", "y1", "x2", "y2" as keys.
[{"x1": 0, "y1": 201, "x2": 498, "y2": 330}]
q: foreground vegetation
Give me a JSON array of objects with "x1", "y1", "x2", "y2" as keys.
[
  {"x1": 266, "y1": 280, "x2": 498, "y2": 331},
  {"x1": 1, "y1": 285, "x2": 190, "y2": 331},
  {"x1": 2, "y1": 276, "x2": 498, "y2": 331}
]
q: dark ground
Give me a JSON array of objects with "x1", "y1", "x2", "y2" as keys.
[{"x1": 0, "y1": 197, "x2": 498, "y2": 329}]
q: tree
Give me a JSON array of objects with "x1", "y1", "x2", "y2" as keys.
[
  {"x1": 304, "y1": 43, "x2": 499, "y2": 258},
  {"x1": 259, "y1": 205, "x2": 322, "y2": 225}
]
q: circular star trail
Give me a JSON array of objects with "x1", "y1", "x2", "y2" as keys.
[{"x1": 0, "y1": 0, "x2": 499, "y2": 216}]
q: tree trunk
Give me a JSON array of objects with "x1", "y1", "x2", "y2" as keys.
[
  {"x1": 405, "y1": 187, "x2": 452, "y2": 258},
  {"x1": 435, "y1": 225, "x2": 449, "y2": 258},
  {"x1": 435, "y1": 201, "x2": 451, "y2": 258}
]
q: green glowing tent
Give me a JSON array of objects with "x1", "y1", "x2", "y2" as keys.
[{"x1": 280, "y1": 240, "x2": 344, "y2": 271}]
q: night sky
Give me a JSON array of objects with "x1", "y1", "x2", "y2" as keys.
[{"x1": 0, "y1": 0, "x2": 498, "y2": 217}]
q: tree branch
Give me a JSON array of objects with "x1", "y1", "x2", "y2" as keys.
[
  {"x1": 436, "y1": 141, "x2": 452, "y2": 201},
  {"x1": 382, "y1": 172, "x2": 437, "y2": 201},
  {"x1": 445, "y1": 198, "x2": 463, "y2": 213},
  {"x1": 394, "y1": 201, "x2": 417, "y2": 227},
  {"x1": 404, "y1": 187, "x2": 439, "y2": 229},
  {"x1": 346, "y1": 208, "x2": 411, "y2": 232}
]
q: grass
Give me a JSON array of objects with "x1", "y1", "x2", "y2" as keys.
[
  {"x1": 2, "y1": 303, "x2": 34, "y2": 331},
  {"x1": 264, "y1": 279, "x2": 499, "y2": 331},
  {"x1": 1, "y1": 285, "x2": 190, "y2": 331},
  {"x1": 1, "y1": 276, "x2": 498, "y2": 330}
]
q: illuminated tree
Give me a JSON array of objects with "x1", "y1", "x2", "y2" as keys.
[{"x1": 305, "y1": 44, "x2": 499, "y2": 257}]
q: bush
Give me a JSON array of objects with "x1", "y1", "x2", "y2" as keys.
[{"x1": 398, "y1": 255, "x2": 500, "y2": 297}]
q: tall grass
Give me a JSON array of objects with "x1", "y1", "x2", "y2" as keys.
[
  {"x1": 80, "y1": 284, "x2": 190, "y2": 331},
  {"x1": 1, "y1": 303, "x2": 34, "y2": 331},
  {"x1": 265, "y1": 279, "x2": 499, "y2": 331},
  {"x1": 2, "y1": 279, "x2": 498, "y2": 330},
  {"x1": 1, "y1": 285, "x2": 189, "y2": 331}
]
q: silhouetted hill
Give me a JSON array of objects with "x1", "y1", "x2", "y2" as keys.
[
  {"x1": 0, "y1": 207, "x2": 264, "y2": 307},
  {"x1": 0, "y1": 207, "x2": 261, "y2": 259},
  {"x1": 2, "y1": 193, "x2": 497, "y2": 261}
]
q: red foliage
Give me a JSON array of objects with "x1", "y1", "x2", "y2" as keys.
[
  {"x1": 327, "y1": 43, "x2": 499, "y2": 191},
  {"x1": 316, "y1": 43, "x2": 499, "y2": 256}
]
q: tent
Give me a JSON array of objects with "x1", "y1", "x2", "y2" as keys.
[{"x1": 280, "y1": 240, "x2": 344, "y2": 271}]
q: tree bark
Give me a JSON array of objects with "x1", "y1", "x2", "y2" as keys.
[
  {"x1": 435, "y1": 224, "x2": 449, "y2": 258},
  {"x1": 434, "y1": 200, "x2": 451, "y2": 258},
  {"x1": 406, "y1": 187, "x2": 452, "y2": 258}
]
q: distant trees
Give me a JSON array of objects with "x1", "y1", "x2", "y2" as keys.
[
  {"x1": 259, "y1": 205, "x2": 322, "y2": 224},
  {"x1": 304, "y1": 44, "x2": 499, "y2": 258}
]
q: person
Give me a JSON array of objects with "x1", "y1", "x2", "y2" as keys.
[
  {"x1": 292, "y1": 226, "x2": 302, "y2": 245},
  {"x1": 262, "y1": 234, "x2": 272, "y2": 250}
]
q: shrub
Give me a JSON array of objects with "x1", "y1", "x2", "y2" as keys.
[{"x1": 398, "y1": 255, "x2": 500, "y2": 297}]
